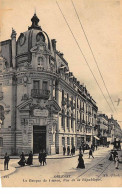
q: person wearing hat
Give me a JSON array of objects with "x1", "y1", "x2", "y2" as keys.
[{"x1": 4, "y1": 152, "x2": 10, "y2": 170}]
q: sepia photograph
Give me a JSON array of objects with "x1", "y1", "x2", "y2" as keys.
[{"x1": 0, "y1": 0, "x2": 122, "y2": 187}]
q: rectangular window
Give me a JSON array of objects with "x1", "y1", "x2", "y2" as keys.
[
  {"x1": 71, "y1": 137, "x2": 74, "y2": 147},
  {"x1": 42, "y1": 81, "x2": 48, "y2": 90},
  {"x1": 61, "y1": 110, "x2": 65, "y2": 130},
  {"x1": 71, "y1": 114, "x2": 73, "y2": 129},
  {"x1": 80, "y1": 112, "x2": 82, "y2": 123},
  {"x1": 33, "y1": 81, "x2": 40, "y2": 89},
  {"x1": 62, "y1": 137, "x2": 65, "y2": 146},
  {"x1": 0, "y1": 137, "x2": 3, "y2": 147},
  {"x1": 67, "y1": 137, "x2": 70, "y2": 145},
  {"x1": 67, "y1": 116, "x2": 69, "y2": 128}
]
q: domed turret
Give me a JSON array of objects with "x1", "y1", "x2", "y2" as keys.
[{"x1": 16, "y1": 14, "x2": 53, "y2": 66}]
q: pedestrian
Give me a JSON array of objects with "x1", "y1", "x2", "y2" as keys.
[
  {"x1": 63, "y1": 146, "x2": 66, "y2": 155},
  {"x1": 73, "y1": 146, "x2": 75, "y2": 155},
  {"x1": 26, "y1": 151, "x2": 33, "y2": 165},
  {"x1": 42, "y1": 150, "x2": 47, "y2": 166},
  {"x1": 4, "y1": 152, "x2": 10, "y2": 170},
  {"x1": 89, "y1": 148, "x2": 94, "y2": 159},
  {"x1": 91, "y1": 144, "x2": 95, "y2": 152},
  {"x1": 113, "y1": 150, "x2": 118, "y2": 161},
  {"x1": 108, "y1": 151, "x2": 113, "y2": 161},
  {"x1": 79, "y1": 146, "x2": 82, "y2": 154},
  {"x1": 115, "y1": 155, "x2": 119, "y2": 169},
  {"x1": 77, "y1": 153, "x2": 85, "y2": 169},
  {"x1": 71, "y1": 147, "x2": 73, "y2": 156},
  {"x1": 39, "y1": 150, "x2": 43, "y2": 165},
  {"x1": 18, "y1": 152, "x2": 26, "y2": 167},
  {"x1": 83, "y1": 144, "x2": 85, "y2": 153},
  {"x1": 67, "y1": 146, "x2": 70, "y2": 156}
]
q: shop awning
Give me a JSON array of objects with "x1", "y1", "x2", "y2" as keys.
[{"x1": 94, "y1": 136, "x2": 100, "y2": 140}]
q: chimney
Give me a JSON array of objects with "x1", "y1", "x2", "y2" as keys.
[
  {"x1": 51, "y1": 39, "x2": 57, "y2": 51},
  {"x1": 111, "y1": 115, "x2": 113, "y2": 120},
  {"x1": 11, "y1": 28, "x2": 17, "y2": 68},
  {"x1": 60, "y1": 53, "x2": 64, "y2": 57}
]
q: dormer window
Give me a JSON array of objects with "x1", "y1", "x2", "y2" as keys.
[{"x1": 38, "y1": 56, "x2": 43, "y2": 66}]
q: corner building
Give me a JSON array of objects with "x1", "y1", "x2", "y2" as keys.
[{"x1": 0, "y1": 14, "x2": 98, "y2": 155}]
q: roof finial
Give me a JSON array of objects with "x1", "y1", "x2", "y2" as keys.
[
  {"x1": 11, "y1": 27, "x2": 16, "y2": 38},
  {"x1": 34, "y1": 8, "x2": 36, "y2": 15},
  {"x1": 28, "y1": 12, "x2": 42, "y2": 30}
]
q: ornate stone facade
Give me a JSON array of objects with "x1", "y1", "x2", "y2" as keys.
[{"x1": 0, "y1": 14, "x2": 98, "y2": 155}]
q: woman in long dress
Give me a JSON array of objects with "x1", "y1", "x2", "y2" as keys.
[
  {"x1": 18, "y1": 152, "x2": 26, "y2": 167},
  {"x1": 77, "y1": 153, "x2": 85, "y2": 169},
  {"x1": 39, "y1": 151, "x2": 43, "y2": 165},
  {"x1": 26, "y1": 151, "x2": 33, "y2": 165}
]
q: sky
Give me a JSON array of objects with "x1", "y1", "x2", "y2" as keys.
[{"x1": 0, "y1": 0, "x2": 122, "y2": 127}]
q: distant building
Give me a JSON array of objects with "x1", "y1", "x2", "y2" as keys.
[
  {"x1": 0, "y1": 14, "x2": 98, "y2": 155},
  {"x1": 108, "y1": 115, "x2": 122, "y2": 143},
  {"x1": 97, "y1": 114, "x2": 109, "y2": 145}
]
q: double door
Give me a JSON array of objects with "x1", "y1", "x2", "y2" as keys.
[{"x1": 33, "y1": 126, "x2": 46, "y2": 154}]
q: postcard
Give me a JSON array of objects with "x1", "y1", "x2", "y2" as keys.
[{"x1": 0, "y1": 0, "x2": 122, "y2": 187}]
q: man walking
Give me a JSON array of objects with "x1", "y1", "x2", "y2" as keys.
[
  {"x1": 63, "y1": 146, "x2": 66, "y2": 155},
  {"x1": 4, "y1": 152, "x2": 10, "y2": 170},
  {"x1": 95, "y1": 144, "x2": 97, "y2": 150},
  {"x1": 42, "y1": 150, "x2": 47, "y2": 166},
  {"x1": 89, "y1": 148, "x2": 94, "y2": 159}
]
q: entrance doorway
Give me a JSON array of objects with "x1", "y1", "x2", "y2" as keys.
[{"x1": 33, "y1": 126, "x2": 46, "y2": 154}]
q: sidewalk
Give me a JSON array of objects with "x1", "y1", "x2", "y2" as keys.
[{"x1": 0, "y1": 146, "x2": 106, "y2": 159}]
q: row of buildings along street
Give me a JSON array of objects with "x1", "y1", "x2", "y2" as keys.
[{"x1": 0, "y1": 14, "x2": 122, "y2": 156}]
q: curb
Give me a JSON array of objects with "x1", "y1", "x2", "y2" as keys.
[{"x1": 0, "y1": 154, "x2": 79, "y2": 160}]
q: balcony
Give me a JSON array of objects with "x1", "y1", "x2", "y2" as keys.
[
  {"x1": 31, "y1": 89, "x2": 50, "y2": 99},
  {"x1": 0, "y1": 92, "x2": 3, "y2": 100}
]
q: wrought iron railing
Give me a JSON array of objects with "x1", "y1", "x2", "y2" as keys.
[{"x1": 31, "y1": 89, "x2": 50, "y2": 99}]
